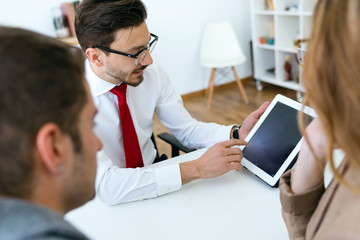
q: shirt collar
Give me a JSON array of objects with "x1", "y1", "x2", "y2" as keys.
[{"x1": 85, "y1": 59, "x2": 118, "y2": 97}]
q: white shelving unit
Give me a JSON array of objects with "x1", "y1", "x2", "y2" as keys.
[{"x1": 251, "y1": 0, "x2": 316, "y2": 100}]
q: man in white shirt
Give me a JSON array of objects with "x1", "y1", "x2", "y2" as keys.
[{"x1": 75, "y1": 0, "x2": 269, "y2": 205}]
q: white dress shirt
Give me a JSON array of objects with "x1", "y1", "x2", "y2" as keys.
[{"x1": 87, "y1": 60, "x2": 233, "y2": 205}]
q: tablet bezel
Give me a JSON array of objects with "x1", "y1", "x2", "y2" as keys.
[{"x1": 240, "y1": 94, "x2": 317, "y2": 187}]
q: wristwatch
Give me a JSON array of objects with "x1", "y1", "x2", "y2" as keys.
[{"x1": 232, "y1": 125, "x2": 241, "y2": 139}]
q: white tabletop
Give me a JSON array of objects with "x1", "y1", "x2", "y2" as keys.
[{"x1": 65, "y1": 148, "x2": 293, "y2": 240}]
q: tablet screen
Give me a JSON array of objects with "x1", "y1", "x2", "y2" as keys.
[{"x1": 242, "y1": 102, "x2": 313, "y2": 177}]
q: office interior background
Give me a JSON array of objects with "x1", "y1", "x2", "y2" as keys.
[
  {"x1": 0, "y1": 0, "x2": 252, "y2": 95},
  {"x1": 2, "y1": 2, "x2": 334, "y2": 239}
]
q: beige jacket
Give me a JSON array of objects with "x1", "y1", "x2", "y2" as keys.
[{"x1": 280, "y1": 161, "x2": 360, "y2": 239}]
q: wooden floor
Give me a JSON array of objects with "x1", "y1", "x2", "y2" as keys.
[{"x1": 153, "y1": 79, "x2": 297, "y2": 158}]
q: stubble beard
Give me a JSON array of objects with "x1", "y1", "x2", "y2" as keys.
[
  {"x1": 106, "y1": 64, "x2": 147, "y2": 87},
  {"x1": 63, "y1": 152, "x2": 96, "y2": 213}
]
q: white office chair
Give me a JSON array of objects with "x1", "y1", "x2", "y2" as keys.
[{"x1": 200, "y1": 21, "x2": 249, "y2": 108}]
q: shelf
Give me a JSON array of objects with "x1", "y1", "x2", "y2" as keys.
[
  {"x1": 257, "y1": 72, "x2": 276, "y2": 81},
  {"x1": 275, "y1": 80, "x2": 301, "y2": 91},
  {"x1": 255, "y1": 44, "x2": 276, "y2": 50},
  {"x1": 277, "y1": 47, "x2": 296, "y2": 53},
  {"x1": 259, "y1": 77, "x2": 301, "y2": 91},
  {"x1": 251, "y1": 0, "x2": 314, "y2": 94},
  {"x1": 255, "y1": 10, "x2": 275, "y2": 15},
  {"x1": 276, "y1": 11, "x2": 301, "y2": 16}
]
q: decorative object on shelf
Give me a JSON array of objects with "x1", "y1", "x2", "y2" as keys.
[
  {"x1": 285, "y1": 3, "x2": 300, "y2": 12},
  {"x1": 51, "y1": 7, "x2": 70, "y2": 39},
  {"x1": 267, "y1": 38, "x2": 275, "y2": 45},
  {"x1": 264, "y1": 0, "x2": 274, "y2": 10},
  {"x1": 283, "y1": 55, "x2": 292, "y2": 81},
  {"x1": 60, "y1": 1, "x2": 80, "y2": 37},
  {"x1": 266, "y1": 67, "x2": 276, "y2": 75},
  {"x1": 259, "y1": 36, "x2": 275, "y2": 45},
  {"x1": 259, "y1": 37, "x2": 267, "y2": 44}
]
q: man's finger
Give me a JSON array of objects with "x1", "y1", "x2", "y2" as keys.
[
  {"x1": 226, "y1": 154, "x2": 243, "y2": 163},
  {"x1": 219, "y1": 139, "x2": 247, "y2": 148},
  {"x1": 228, "y1": 161, "x2": 242, "y2": 171},
  {"x1": 224, "y1": 147, "x2": 243, "y2": 156}
]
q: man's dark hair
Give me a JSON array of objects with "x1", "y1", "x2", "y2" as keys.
[
  {"x1": 0, "y1": 26, "x2": 87, "y2": 198},
  {"x1": 75, "y1": 0, "x2": 147, "y2": 53}
]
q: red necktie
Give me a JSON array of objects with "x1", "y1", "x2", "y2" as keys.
[{"x1": 110, "y1": 84, "x2": 144, "y2": 168}]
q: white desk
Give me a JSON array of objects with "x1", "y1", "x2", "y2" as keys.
[{"x1": 66, "y1": 148, "x2": 291, "y2": 240}]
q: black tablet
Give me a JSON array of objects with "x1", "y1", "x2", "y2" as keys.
[{"x1": 240, "y1": 94, "x2": 316, "y2": 187}]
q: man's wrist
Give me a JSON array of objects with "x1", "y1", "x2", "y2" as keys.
[{"x1": 179, "y1": 161, "x2": 201, "y2": 185}]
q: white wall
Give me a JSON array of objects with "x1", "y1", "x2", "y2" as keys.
[
  {"x1": 143, "y1": 0, "x2": 252, "y2": 94},
  {"x1": 0, "y1": 0, "x2": 65, "y2": 36},
  {"x1": 0, "y1": 0, "x2": 252, "y2": 95}
]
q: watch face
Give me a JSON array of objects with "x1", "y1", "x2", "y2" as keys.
[{"x1": 233, "y1": 127, "x2": 240, "y2": 139}]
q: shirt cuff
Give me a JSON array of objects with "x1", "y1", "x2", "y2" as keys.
[
  {"x1": 220, "y1": 125, "x2": 236, "y2": 140},
  {"x1": 154, "y1": 163, "x2": 182, "y2": 196},
  {"x1": 279, "y1": 169, "x2": 325, "y2": 215}
]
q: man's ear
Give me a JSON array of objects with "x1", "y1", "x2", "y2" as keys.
[
  {"x1": 86, "y1": 48, "x2": 104, "y2": 67},
  {"x1": 35, "y1": 123, "x2": 67, "y2": 175}
]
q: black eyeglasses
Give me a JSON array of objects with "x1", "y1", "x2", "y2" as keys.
[{"x1": 94, "y1": 33, "x2": 158, "y2": 65}]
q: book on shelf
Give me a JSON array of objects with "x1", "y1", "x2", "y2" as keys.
[
  {"x1": 61, "y1": 1, "x2": 80, "y2": 37},
  {"x1": 264, "y1": 0, "x2": 274, "y2": 10}
]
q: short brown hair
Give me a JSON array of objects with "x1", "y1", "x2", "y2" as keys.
[
  {"x1": 0, "y1": 26, "x2": 87, "y2": 198},
  {"x1": 75, "y1": 0, "x2": 147, "y2": 53}
]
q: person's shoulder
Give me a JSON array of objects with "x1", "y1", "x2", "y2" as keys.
[{"x1": 0, "y1": 197, "x2": 89, "y2": 240}]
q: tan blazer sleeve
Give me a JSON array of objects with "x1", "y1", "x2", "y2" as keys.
[{"x1": 279, "y1": 170, "x2": 325, "y2": 240}]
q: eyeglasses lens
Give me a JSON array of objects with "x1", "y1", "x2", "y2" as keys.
[
  {"x1": 135, "y1": 35, "x2": 158, "y2": 65},
  {"x1": 297, "y1": 48, "x2": 306, "y2": 65}
]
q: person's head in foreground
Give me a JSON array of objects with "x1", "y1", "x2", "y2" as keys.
[
  {"x1": 301, "y1": 0, "x2": 360, "y2": 190},
  {"x1": 0, "y1": 26, "x2": 102, "y2": 239}
]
